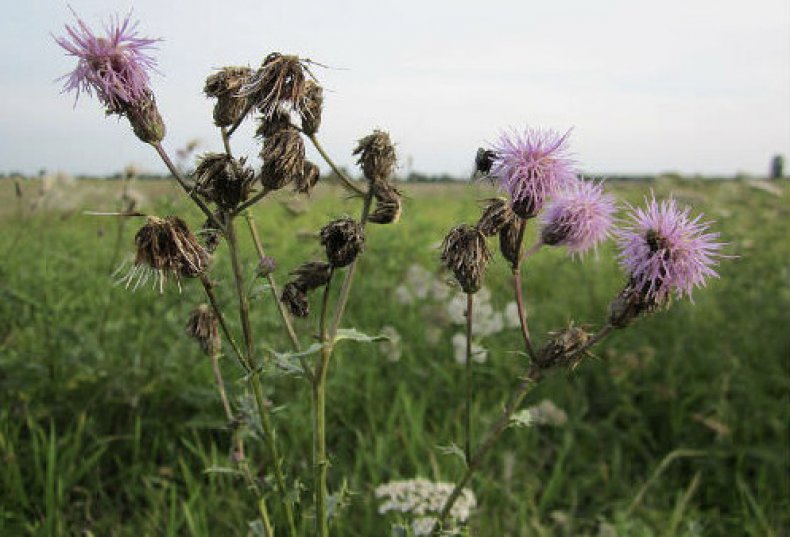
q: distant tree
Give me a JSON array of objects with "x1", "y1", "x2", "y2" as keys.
[{"x1": 770, "y1": 154, "x2": 784, "y2": 180}]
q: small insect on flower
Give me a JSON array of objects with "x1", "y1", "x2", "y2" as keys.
[
  {"x1": 121, "y1": 216, "x2": 210, "y2": 293},
  {"x1": 55, "y1": 10, "x2": 159, "y2": 111},
  {"x1": 612, "y1": 195, "x2": 724, "y2": 322},
  {"x1": 490, "y1": 127, "x2": 577, "y2": 218},
  {"x1": 540, "y1": 179, "x2": 615, "y2": 255}
]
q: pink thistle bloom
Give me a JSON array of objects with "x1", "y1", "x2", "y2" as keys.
[
  {"x1": 540, "y1": 179, "x2": 616, "y2": 254},
  {"x1": 615, "y1": 195, "x2": 723, "y2": 302},
  {"x1": 54, "y1": 10, "x2": 159, "y2": 110},
  {"x1": 490, "y1": 127, "x2": 577, "y2": 217}
]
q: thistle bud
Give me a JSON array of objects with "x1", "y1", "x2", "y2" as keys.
[
  {"x1": 193, "y1": 153, "x2": 255, "y2": 209},
  {"x1": 291, "y1": 261, "x2": 332, "y2": 290},
  {"x1": 294, "y1": 160, "x2": 321, "y2": 195},
  {"x1": 259, "y1": 127, "x2": 305, "y2": 190},
  {"x1": 320, "y1": 218, "x2": 365, "y2": 268},
  {"x1": 281, "y1": 282, "x2": 309, "y2": 317},
  {"x1": 123, "y1": 216, "x2": 210, "y2": 292},
  {"x1": 476, "y1": 198, "x2": 515, "y2": 236},
  {"x1": 607, "y1": 281, "x2": 664, "y2": 328},
  {"x1": 121, "y1": 90, "x2": 165, "y2": 144},
  {"x1": 498, "y1": 219, "x2": 522, "y2": 270},
  {"x1": 353, "y1": 130, "x2": 396, "y2": 182},
  {"x1": 475, "y1": 148, "x2": 495, "y2": 175},
  {"x1": 256, "y1": 255, "x2": 277, "y2": 278},
  {"x1": 535, "y1": 324, "x2": 591, "y2": 370},
  {"x1": 368, "y1": 181, "x2": 402, "y2": 224},
  {"x1": 255, "y1": 107, "x2": 293, "y2": 139},
  {"x1": 299, "y1": 80, "x2": 323, "y2": 135},
  {"x1": 204, "y1": 66, "x2": 253, "y2": 127},
  {"x1": 185, "y1": 304, "x2": 220, "y2": 355},
  {"x1": 440, "y1": 224, "x2": 491, "y2": 294},
  {"x1": 240, "y1": 53, "x2": 307, "y2": 119}
]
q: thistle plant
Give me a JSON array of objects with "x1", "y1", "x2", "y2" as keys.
[
  {"x1": 56, "y1": 10, "x2": 401, "y2": 536},
  {"x1": 431, "y1": 127, "x2": 725, "y2": 534}
]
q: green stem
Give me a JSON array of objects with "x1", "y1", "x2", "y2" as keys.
[
  {"x1": 307, "y1": 133, "x2": 366, "y2": 196},
  {"x1": 313, "y1": 271, "x2": 334, "y2": 537},
  {"x1": 464, "y1": 292, "x2": 474, "y2": 463},
  {"x1": 512, "y1": 222, "x2": 540, "y2": 360}
]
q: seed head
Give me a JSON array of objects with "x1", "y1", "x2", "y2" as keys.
[
  {"x1": 204, "y1": 66, "x2": 253, "y2": 127},
  {"x1": 259, "y1": 127, "x2": 305, "y2": 190},
  {"x1": 123, "y1": 216, "x2": 210, "y2": 292},
  {"x1": 540, "y1": 179, "x2": 615, "y2": 254},
  {"x1": 299, "y1": 80, "x2": 323, "y2": 135},
  {"x1": 535, "y1": 324, "x2": 591, "y2": 370},
  {"x1": 368, "y1": 181, "x2": 403, "y2": 224},
  {"x1": 353, "y1": 130, "x2": 396, "y2": 182},
  {"x1": 320, "y1": 218, "x2": 365, "y2": 268},
  {"x1": 281, "y1": 282, "x2": 309, "y2": 317},
  {"x1": 294, "y1": 160, "x2": 321, "y2": 195},
  {"x1": 185, "y1": 304, "x2": 220, "y2": 355},
  {"x1": 440, "y1": 224, "x2": 491, "y2": 294},
  {"x1": 476, "y1": 197, "x2": 516, "y2": 237},
  {"x1": 255, "y1": 107, "x2": 293, "y2": 139},
  {"x1": 193, "y1": 152, "x2": 255, "y2": 209},
  {"x1": 490, "y1": 127, "x2": 576, "y2": 218},
  {"x1": 240, "y1": 53, "x2": 309, "y2": 119},
  {"x1": 290, "y1": 261, "x2": 332, "y2": 291}
]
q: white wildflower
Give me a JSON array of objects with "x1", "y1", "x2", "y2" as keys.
[
  {"x1": 452, "y1": 333, "x2": 488, "y2": 364},
  {"x1": 379, "y1": 325, "x2": 403, "y2": 362},
  {"x1": 395, "y1": 284, "x2": 413, "y2": 305},
  {"x1": 504, "y1": 301, "x2": 521, "y2": 329}
]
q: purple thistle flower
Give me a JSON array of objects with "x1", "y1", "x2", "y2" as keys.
[
  {"x1": 540, "y1": 179, "x2": 616, "y2": 254},
  {"x1": 615, "y1": 195, "x2": 723, "y2": 303},
  {"x1": 54, "y1": 10, "x2": 159, "y2": 110},
  {"x1": 490, "y1": 127, "x2": 577, "y2": 218}
]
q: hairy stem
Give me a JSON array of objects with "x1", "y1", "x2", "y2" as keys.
[
  {"x1": 464, "y1": 292, "x2": 474, "y2": 463},
  {"x1": 313, "y1": 271, "x2": 334, "y2": 537},
  {"x1": 307, "y1": 133, "x2": 366, "y2": 196},
  {"x1": 431, "y1": 324, "x2": 614, "y2": 534}
]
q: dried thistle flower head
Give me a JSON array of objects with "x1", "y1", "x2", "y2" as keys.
[
  {"x1": 440, "y1": 224, "x2": 491, "y2": 294},
  {"x1": 368, "y1": 181, "x2": 402, "y2": 224},
  {"x1": 255, "y1": 107, "x2": 293, "y2": 139},
  {"x1": 204, "y1": 66, "x2": 253, "y2": 127},
  {"x1": 122, "y1": 216, "x2": 210, "y2": 292},
  {"x1": 185, "y1": 304, "x2": 220, "y2": 355},
  {"x1": 498, "y1": 219, "x2": 522, "y2": 270},
  {"x1": 535, "y1": 324, "x2": 591, "y2": 370},
  {"x1": 259, "y1": 127, "x2": 305, "y2": 190},
  {"x1": 476, "y1": 197, "x2": 516, "y2": 237},
  {"x1": 199, "y1": 213, "x2": 222, "y2": 254},
  {"x1": 291, "y1": 261, "x2": 332, "y2": 290},
  {"x1": 353, "y1": 129, "x2": 396, "y2": 182},
  {"x1": 294, "y1": 160, "x2": 321, "y2": 195},
  {"x1": 240, "y1": 53, "x2": 309, "y2": 119},
  {"x1": 281, "y1": 282, "x2": 309, "y2": 317},
  {"x1": 299, "y1": 80, "x2": 323, "y2": 135},
  {"x1": 193, "y1": 152, "x2": 255, "y2": 209},
  {"x1": 320, "y1": 218, "x2": 365, "y2": 268}
]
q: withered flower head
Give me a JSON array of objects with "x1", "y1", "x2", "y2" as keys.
[
  {"x1": 240, "y1": 53, "x2": 309, "y2": 119},
  {"x1": 475, "y1": 148, "x2": 496, "y2": 175},
  {"x1": 476, "y1": 197, "x2": 516, "y2": 237},
  {"x1": 320, "y1": 218, "x2": 365, "y2": 268},
  {"x1": 123, "y1": 216, "x2": 210, "y2": 292},
  {"x1": 193, "y1": 152, "x2": 255, "y2": 209},
  {"x1": 299, "y1": 80, "x2": 323, "y2": 135},
  {"x1": 498, "y1": 219, "x2": 522, "y2": 270},
  {"x1": 199, "y1": 214, "x2": 222, "y2": 254},
  {"x1": 259, "y1": 127, "x2": 305, "y2": 190},
  {"x1": 185, "y1": 304, "x2": 220, "y2": 355},
  {"x1": 535, "y1": 324, "x2": 591, "y2": 370},
  {"x1": 353, "y1": 129, "x2": 396, "y2": 182},
  {"x1": 294, "y1": 160, "x2": 321, "y2": 195},
  {"x1": 607, "y1": 279, "x2": 664, "y2": 328},
  {"x1": 440, "y1": 224, "x2": 491, "y2": 294},
  {"x1": 368, "y1": 180, "x2": 403, "y2": 224},
  {"x1": 255, "y1": 107, "x2": 293, "y2": 139},
  {"x1": 291, "y1": 261, "x2": 332, "y2": 290},
  {"x1": 281, "y1": 282, "x2": 309, "y2": 317},
  {"x1": 204, "y1": 66, "x2": 253, "y2": 127}
]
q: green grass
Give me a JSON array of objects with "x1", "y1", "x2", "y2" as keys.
[{"x1": 1, "y1": 177, "x2": 788, "y2": 536}]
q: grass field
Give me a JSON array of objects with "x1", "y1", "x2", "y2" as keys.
[{"x1": 1, "y1": 176, "x2": 788, "y2": 536}]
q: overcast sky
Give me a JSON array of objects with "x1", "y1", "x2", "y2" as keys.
[{"x1": 2, "y1": 0, "x2": 788, "y2": 178}]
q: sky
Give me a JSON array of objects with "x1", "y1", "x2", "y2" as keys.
[{"x1": 1, "y1": 0, "x2": 788, "y2": 178}]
